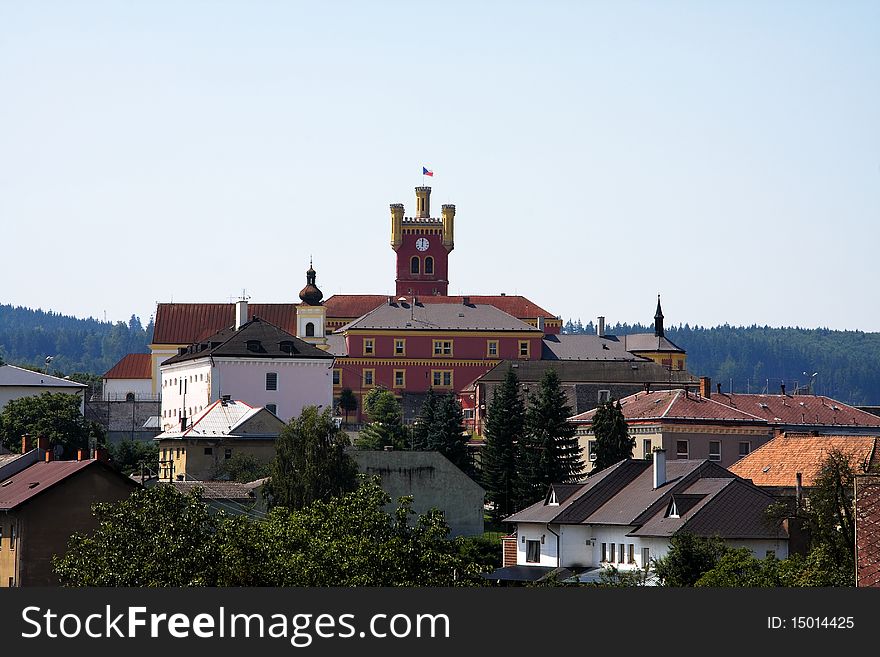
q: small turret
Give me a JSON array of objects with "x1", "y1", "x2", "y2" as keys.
[
  {"x1": 390, "y1": 203, "x2": 404, "y2": 250},
  {"x1": 654, "y1": 294, "x2": 665, "y2": 338},
  {"x1": 415, "y1": 186, "x2": 431, "y2": 218},
  {"x1": 298, "y1": 259, "x2": 324, "y2": 306},
  {"x1": 442, "y1": 204, "x2": 455, "y2": 250}
]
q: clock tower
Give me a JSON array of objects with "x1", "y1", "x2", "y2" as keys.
[{"x1": 391, "y1": 186, "x2": 455, "y2": 297}]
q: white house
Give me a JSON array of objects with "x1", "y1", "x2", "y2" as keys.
[
  {"x1": 497, "y1": 450, "x2": 788, "y2": 583},
  {"x1": 158, "y1": 312, "x2": 334, "y2": 432},
  {"x1": 0, "y1": 364, "x2": 87, "y2": 413},
  {"x1": 102, "y1": 353, "x2": 154, "y2": 401}
]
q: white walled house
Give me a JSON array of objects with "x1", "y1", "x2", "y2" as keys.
[
  {"x1": 102, "y1": 354, "x2": 154, "y2": 401},
  {"x1": 0, "y1": 364, "x2": 87, "y2": 412},
  {"x1": 159, "y1": 316, "x2": 334, "y2": 432},
  {"x1": 497, "y1": 451, "x2": 788, "y2": 583}
]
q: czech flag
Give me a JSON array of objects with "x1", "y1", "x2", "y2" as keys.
[{"x1": 422, "y1": 167, "x2": 434, "y2": 177}]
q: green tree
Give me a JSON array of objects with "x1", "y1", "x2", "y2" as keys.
[
  {"x1": 0, "y1": 392, "x2": 105, "y2": 455},
  {"x1": 417, "y1": 392, "x2": 472, "y2": 475},
  {"x1": 109, "y1": 439, "x2": 158, "y2": 477},
  {"x1": 337, "y1": 387, "x2": 358, "y2": 426},
  {"x1": 694, "y1": 548, "x2": 783, "y2": 587},
  {"x1": 411, "y1": 389, "x2": 438, "y2": 450},
  {"x1": 356, "y1": 388, "x2": 408, "y2": 450},
  {"x1": 482, "y1": 367, "x2": 526, "y2": 521},
  {"x1": 517, "y1": 369, "x2": 584, "y2": 506},
  {"x1": 266, "y1": 405, "x2": 358, "y2": 510},
  {"x1": 53, "y1": 485, "x2": 221, "y2": 586},
  {"x1": 214, "y1": 452, "x2": 271, "y2": 483},
  {"x1": 591, "y1": 400, "x2": 634, "y2": 472},
  {"x1": 653, "y1": 533, "x2": 730, "y2": 587}
]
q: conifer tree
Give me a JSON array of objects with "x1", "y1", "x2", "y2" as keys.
[
  {"x1": 432, "y1": 393, "x2": 472, "y2": 476},
  {"x1": 356, "y1": 388, "x2": 408, "y2": 450},
  {"x1": 482, "y1": 367, "x2": 526, "y2": 521},
  {"x1": 517, "y1": 369, "x2": 584, "y2": 506},
  {"x1": 411, "y1": 389, "x2": 438, "y2": 450},
  {"x1": 591, "y1": 400, "x2": 634, "y2": 472}
]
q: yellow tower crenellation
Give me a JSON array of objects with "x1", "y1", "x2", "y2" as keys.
[
  {"x1": 390, "y1": 203, "x2": 404, "y2": 249},
  {"x1": 415, "y1": 186, "x2": 431, "y2": 219},
  {"x1": 442, "y1": 204, "x2": 455, "y2": 251}
]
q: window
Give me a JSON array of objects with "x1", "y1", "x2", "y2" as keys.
[
  {"x1": 643, "y1": 439, "x2": 653, "y2": 460},
  {"x1": 393, "y1": 370, "x2": 405, "y2": 388},
  {"x1": 432, "y1": 370, "x2": 453, "y2": 387},
  {"x1": 125, "y1": 392, "x2": 135, "y2": 402},
  {"x1": 463, "y1": 408, "x2": 474, "y2": 419},
  {"x1": 424, "y1": 256, "x2": 434, "y2": 274},
  {"x1": 225, "y1": 448, "x2": 232, "y2": 460},
  {"x1": 433, "y1": 340, "x2": 453, "y2": 356},
  {"x1": 609, "y1": 543, "x2": 616, "y2": 563},
  {"x1": 642, "y1": 547, "x2": 650, "y2": 569},
  {"x1": 246, "y1": 340, "x2": 261, "y2": 352},
  {"x1": 394, "y1": 339, "x2": 406, "y2": 356},
  {"x1": 332, "y1": 369, "x2": 341, "y2": 386},
  {"x1": 280, "y1": 340, "x2": 295, "y2": 354},
  {"x1": 10, "y1": 523, "x2": 16, "y2": 550},
  {"x1": 619, "y1": 544, "x2": 625, "y2": 564},
  {"x1": 364, "y1": 339, "x2": 374, "y2": 355},
  {"x1": 709, "y1": 441, "x2": 722, "y2": 462},
  {"x1": 266, "y1": 372, "x2": 278, "y2": 391},
  {"x1": 676, "y1": 440, "x2": 689, "y2": 459},
  {"x1": 0, "y1": 523, "x2": 3, "y2": 546},
  {"x1": 363, "y1": 369, "x2": 375, "y2": 387},
  {"x1": 739, "y1": 441, "x2": 751, "y2": 457},
  {"x1": 204, "y1": 448, "x2": 213, "y2": 456},
  {"x1": 7, "y1": 577, "x2": 12, "y2": 587},
  {"x1": 518, "y1": 341, "x2": 530, "y2": 358},
  {"x1": 628, "y1": 544, "x2": 635, "y2": 564},
  {"x1": 266, "y1": 404, "x2": 277, "y2": 414},
  {"x1": 601, "y1": 543, "x2": 607, "y2": 562},
  {"x1": 410, "y1": 256, "x2": 420, "y2": 274},
  {"x1": 588, "y1": 440, "x2": 597, "y2": 462},
  {"x1": 526, "y1": 540, "x2": 541, "y2": 563},
  {"x1": 487, "y1": 340, "x2": 498, "y2": 357},
  {"x1": 598, "y1": 390, "x2": 611, "y2": 403},
  {"x1": 305, "y1": 322, "x2": 315, "y2": 337}
]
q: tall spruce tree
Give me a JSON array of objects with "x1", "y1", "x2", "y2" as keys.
[
  {"x1": 432, "y1": 393, "x2": 472, "y2": 476},
  {"x1": 591, "y1": 400, "x2": 634, "y2": 472},
  {"x1": 411, "y1": 389, "x2": 438, "y2": 450},
  {"x1": 356, "y1": 388, "x2": 409, "y2": 450},
  {"x1": 517, "y1": 369, "x2": 584, "y2": 506},
  {"x1": 482, "y1": 367, "x2": 526, "y2": 521}
]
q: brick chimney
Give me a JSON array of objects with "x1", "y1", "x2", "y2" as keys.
[
  {"x1": 699, "y1": 376, "x2": 711, "y2": 399},
  {"x1": 21, "y1": 434, "x2": 30, "y2": 454},
  {"x1": 77, "y1": 449, "x2": 86, "y2": 461},
  {"x1": 37, "y1": 436, "x2": 49, "y2": 452},
  {"x1": 45, "y1": 450, "x2": 53, "y2": 462},
  {"x1": 93, "y1": 447, "x2": 109, "y2": 462}
]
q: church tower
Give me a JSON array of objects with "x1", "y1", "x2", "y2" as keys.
[
  {"x1": 296, "y1": 259, "x2": 327, "y2": 347},
  {"x1": 391, "y1": 187, "x2": 455, "y2": 296}
]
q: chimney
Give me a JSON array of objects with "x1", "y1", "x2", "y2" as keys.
[
  {"x1": 597, "y1": 316, "x2": 605, "y2": 337},
  {"x1": 716, "y1": 382, "x2": 722, "y2": 396},
  {"x1": 37, "y1": 436, "x2": 49, "y2": 452},
  {"x1": 93, "y1": 447, "x2": 109, "y2": 462},
  {"x1": 21, "y1": 435, "x2": 30, "y2": 454},
  {"x1": 77, "y1": 449, "x2": 85, "y2": 461},
  {"x1": 653, "y1": 449, "x2": 666, "y2": 489},
  {"x1": 462, "y1": 296, "x2": 470, "y2": 306},
  {"x1": 235, "y1": 297, "x2": 248, "y2": 330},
  {"x1": 780, "y1": 383, "x2": 786, "y2": 395},
  {"x1": 699, "y1": 376, "x2": 711, "y2": 399},
  {"x1": 537, "y1": 316, "x2": 545, "y2": 332},
  {"x1": 45, "y1": 450, "x2": 53, "y2": 462},
  {"x1": 795, "y1": 472, "x2": 803, "y2": 507},
  {"x1": 180, "y1": 414, "x2": 187, "y2": 431}
]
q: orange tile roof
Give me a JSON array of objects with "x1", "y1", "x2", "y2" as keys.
[
  {"x1": 324, "y1": 294, "x2": 556, "y2": 322},
  {"x1": 729, "y1": 434, "x2": 878, "y2": 487},
  {"x1": 570, "y1": 389, "x2": 769, "y2": 424},
  {"x1": 152, "y1": 303, "x2": 297, "y2": 345},
  {"x1": 711, "y1": 393, "x2": 880, "y2": 428},
  {"x1": 103, "y1": 353, "x2": 152, "y2": 379}
]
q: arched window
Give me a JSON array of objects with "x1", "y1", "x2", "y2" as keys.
[
  {"x1": 425, "y1": 256, "x2": 434, "y2": 274},
  {"x1": 411, "y1": 256, "x2": 420, "y2": 274},
  {"x1": 305, "y1": 322, "x2": 315, "y2": 337},
  {"x1": 125, "y1": 392, "x2": 135, "y2": 402}
]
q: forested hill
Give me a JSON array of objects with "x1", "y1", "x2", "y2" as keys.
[
  {"x1": 563, "y1": 320, "x2": 880, "y2": 406},
  {"x1": 0, "y1": 304, "x2": 152, "y2": 376}
]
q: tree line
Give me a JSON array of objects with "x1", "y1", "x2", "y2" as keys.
[{"x1": 564, "y1": 319, "x2": 880, "y2": 405}]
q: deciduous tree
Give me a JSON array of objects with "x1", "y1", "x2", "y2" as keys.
[{"x1": 0, "y1": 391, "x2": 104, "y2": 455}]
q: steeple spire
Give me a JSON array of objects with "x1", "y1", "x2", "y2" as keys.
[
  {"x1": 299, "y1": 259, "x2": 323, "y2": 306},
  {"x1": 654, "y1": 294, "x2": 665, "y2": 338}
]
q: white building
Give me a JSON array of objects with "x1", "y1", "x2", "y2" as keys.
[
  {"x1": 101, "y1": 353, "x2": 154, "y2": 401},
  {"x1": 0, "y1": 364, "x2": 87, "y2": 412},
  {"x1": 497, "y1": 450, "x2": 788, "y2": 583},
  {"x1": 159, "y1": 310, "x2": 334, "y2": 432}
]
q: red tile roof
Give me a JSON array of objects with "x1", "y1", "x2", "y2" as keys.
[
  {"x1": 856, "y1": 475, "x2": 880, "y2": 587},
  {"x1": 103, "y1": 353, "x2": 152, "y2": 379},
  {"x1": 570, "y1": 389, "x2": 769, "y2": 424},
  {"x1": 152, "y1": 303, "x2": 297, "y2": 345},
  {"x1": 323, "y1": 294, "x2": 556, "y2": 321},
  {"x1": 0, "y1": 460, "x2": 116, "y2": 509},
  {"x1": 729, "y1": 434, "x2": 878, "y2": 487},
  {"x1": 712, "y1": 393, "x2": 880, "y2": 428}
]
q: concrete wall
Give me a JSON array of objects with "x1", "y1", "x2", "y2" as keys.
[
  {"x1": 86, "y1": 398, "x2": 160, "y2": 444},
  {"x1": 351, "y1": 450, "x2": 485, "y2": 537},
  {"x1": 102, "y1": 378, "x2": 153, "y2": 401}
]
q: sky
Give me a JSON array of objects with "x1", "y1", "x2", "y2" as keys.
[{"x1": 1, "y1": 1, "x2": 878, "y2": 331}]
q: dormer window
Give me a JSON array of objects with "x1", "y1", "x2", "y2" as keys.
[
  {"x1": 280, "y1": 341, "x2": 296, "y2": 354},
  {"x1": 246, "y1": 340, "x2": 261, "y2": 352},
  {"x1": 666, "y1": 499, "x2": 680, "y2": 519},
  {"x1": 548, "y1": 489, "x2": 559, "y2": 506}
]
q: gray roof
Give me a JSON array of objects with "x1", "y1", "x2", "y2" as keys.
[
  {"x1": 0, "y1": 364, "x2": 87, "y2": 388},
  {"x1": 161, "y1": 317, "x2": 333, "y2": 365},
  {"x1": 168, "y1": 480, "x2": 256, "y2": 502},
  {"x1": 541, "y1": 334, "x2": 645, "y2": 361},
  {"x1": 623, "y1": 333, "x2": 685, "y2": 354},
  {"x1": 324, "y1": 332, "x2": 347, "y2": 357},
  {"x1": 338, "y1": 301, "x2": 541, "y2": 333},
  {"x1": 476, "y1": 360, "x2": 699, "y2": 386}
]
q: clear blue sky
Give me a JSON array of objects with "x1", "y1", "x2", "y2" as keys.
[{"x1": 2, "y1": 1, "x2": 878, "y2": 331}]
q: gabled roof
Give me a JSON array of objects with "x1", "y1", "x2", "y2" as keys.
[
  {"x1": 711, "y1": 393, "x2": 880, "y2": 428},
  {"x1": 155, "y1": 398, "x2": 286, "y2": 440},
  {"x1": 570, "y1": 389, "x2": 770, "y2": 424},
  {"x1": 161, "y1": 317, "x2": 333, "y2": 365},
  {"x1": 729, "y1": 433, "x2": 879, "y2": 487},
  {"x1": 506, "y1": 459, "x2": 784, "y2": 541},
  {"x1": 541, "y1": 334, "x2": 645, "y2": 361},
  {"x1": 476, "y1": 360, "x2": 699, "y2": 386},
  {"x1": 152, "y1": 303, "x2": 298, "y2": 345},
  {"x1": 337, "y1": 301, "x2": 541, "y2": 333},
  {"x1": 103, "y1": 353, "x2": 152, "y2": 379},
  {"x1": 622, "y1": 333, "x2": 685, "y2": 354},
  {"x1": 0, "y1": 459, "x2": 137, "y2": 510},
  {"x1": 324, "y1": 294, "x2": 556, "y2": 321},
  {"x1": 0, "y1": 365, "x2": 87, "y2": 389}
]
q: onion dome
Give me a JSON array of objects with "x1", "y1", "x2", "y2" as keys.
[{"x1": 298, "y1": 259, "x2": 323, "y2": 306}]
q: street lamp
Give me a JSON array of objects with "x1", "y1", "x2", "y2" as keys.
[{"x1": 45, "y1": 355, "x2": 54, "y2": 375}]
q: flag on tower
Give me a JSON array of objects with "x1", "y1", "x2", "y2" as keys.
[{"x1": 422, "y1": 167, "x2": 434, "y2": 177}]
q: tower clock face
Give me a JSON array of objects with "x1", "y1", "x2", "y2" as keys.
[{"x1": 415, "y1": 237, "x2": 430, "y2": 251}]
